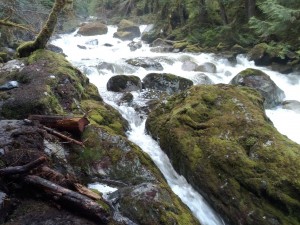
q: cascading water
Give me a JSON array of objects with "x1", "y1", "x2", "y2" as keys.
[{"x1": 52, "y1": 25, "x2": 300, "y2": 225}]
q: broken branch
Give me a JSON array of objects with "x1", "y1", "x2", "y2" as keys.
[
  {"x1": 23, "y1": 175, "x2": 110, "y2": 223},
  {"x1": 0, "y1": 157, "x2": 46, "y2": 176},
  {"x1": 42, "y1": 125, "x2": 84, "y2": 146}
]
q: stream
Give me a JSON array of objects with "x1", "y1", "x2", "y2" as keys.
[{"x1": 52, "y1": 25, "x2": 300, "y2": 225}]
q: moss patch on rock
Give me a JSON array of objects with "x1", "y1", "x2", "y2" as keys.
[
  {"x1": 72, "y1": 124, "x2": 200, "y2": 225},
  {"x1": 146, "y1": 84, "x2": 300, "y2": 225}
]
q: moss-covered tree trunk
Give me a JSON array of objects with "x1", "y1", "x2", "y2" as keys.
[{"x1": 17, "y1": 0, "x2": 72, "y2": 57}]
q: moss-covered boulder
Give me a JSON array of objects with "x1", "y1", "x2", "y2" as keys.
[
  {"x1": 0, "y1": 50, "x2": 86, "y2": 119},
  {"x1": 146, "y1": 84, "x2": 300, "y2": 225},
  {"x1": 230, "y1": 68, "x2": 285, "y2": 108},
  {"x1": 107, "y1": 75, "x2": 142, "y2": 92},
  {"x1": 74, "y1": 124, "x2": 200, "y2": 225},
  {"x1": 77, "y1": 22, "x2": 108, "y2": 36},
  {"x1": 247, "y1": 43, "x2": 295, "y2": 70},
  {"x1": 113, "y1": 19, "x2": 141, "y2": 41},
  {"x1": 142, "y1": 73, "x2": 193, "y2": 94},
  {"x1": 110, "y1": 182, "x2": 200, "y2": 225}
]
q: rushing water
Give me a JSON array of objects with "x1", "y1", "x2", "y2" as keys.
[{"x1": 52, "y1": 25, "x2": 300, "y2": 224}]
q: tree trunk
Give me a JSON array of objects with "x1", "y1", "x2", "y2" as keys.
[
  {"x1": 245, "y1": 0, "x2": 256, "y2": 20},
  {"x1": 17, "y1": 0, "x2": 68, "y2": 57},
  {"x1": 218, "y1": 0, "x2": 229, "y2": 25},
  {"x1": 199, "y1": 0, "x2": 208, "y2": 24}
]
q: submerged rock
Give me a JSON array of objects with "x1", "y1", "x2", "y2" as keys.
[
  {"x1": 128, "y1": 41, "x2": 142, "y2": 51},
  {"x1": 107, "y1": 75, "x2": 142, "y2": 92},
  {"x1": 181, "y1": 60, "x2": 198, "y2": 71},
  {"x1": 146, "y1": 84, "x2": 300, "y2": 225},
  {"x1": 282, "y1": 100, "x2": 300, "y2": 113},
  {"x1": 142, "y1": 73, "x2": 193, "y2": 94},
  {"x1": 196, "y1": 62, "x2": 217, "y2": 73},
  {"x1": 230, "y1": 68, "x2": 285, "y2": 108}
]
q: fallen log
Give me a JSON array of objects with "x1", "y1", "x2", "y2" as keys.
[
  {"x1": 42, "y1": 125, "x2": 84, "y2": 146},
  {"x1": 28, "y1": 115, "x2": 89, "y2": 134},
  {"x1": 0, "y1": 157, "x2": 46, "y2": 176},
  {"x1": 74, "y1": 183, "x2": 101, "y2": 201},
  {"x1": 23, "y1": 175, "x2": 110, "y2": 223}
]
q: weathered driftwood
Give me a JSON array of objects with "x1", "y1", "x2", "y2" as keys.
[
  {"x1": 74, "y1": 183, "x2": 101, "y2": 200},
  {"x1": 23, "y1": 175, "x2": 110, "y2": 223},
  {"x1": 28, "y1": 115, "x2": 90, "y2": 134},
  {"x1": 42, "y1": 125, "x2": 84, "y2": 146},
  {"x1": 0, "y1": 157, "x2": 46, "y2": 176}
]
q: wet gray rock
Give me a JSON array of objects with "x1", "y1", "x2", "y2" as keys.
[
  {"x1": 142, "y1": 73, "x2": 193, "y2": 94},
  {"x1": 126, "y1": 57, "x2": 163, "y2": 71},
  {"x1": 282, "y1": 100, "x2": 300, "y2": 113},
  {"x1": 230, "y1": 68, "x2": 285, "y2": 108},
  {"x1": 128, "y1": 41, "x2": 142, "y2": 51},
  {"x1": 107, "y1": 75, "x2": 142, "y2": 92},
  {"x1": 181, "y1": 60, "x2": 198, "y2": 71},
  {"x1": 193, "y1": 73, "x2": 214, "y2": 85},
  {"x1": 195, "y1": 62, "x2": 217, "y2": 73}
]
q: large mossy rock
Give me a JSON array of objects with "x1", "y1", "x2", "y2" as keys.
[
  {"x1": 113, "y1": 19, "x2": 141, "y2": 41},
  {"x1": 77, "y1": 22, "x2": 108, "y2": 36},
  {"x1": 230, "y1": 68, "x2": 285, "y2": 108},
  {"x1": 107, "y1": 75, "x2": 142, "y2": 92},
  {"x1": 146, "y1": 84, "x2": 300, "y2": 225},
  {"x1": 74, "y1": 124, "x2": 200, "y2": 225},
  {"x1": 142, "y1": 73, "x2": 193, "y2": 94},
  {"x1": 0, "y1": 50, "x2": 87, "y2": 119}
]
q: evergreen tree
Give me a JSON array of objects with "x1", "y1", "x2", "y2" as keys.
[{"x1": 249, "y1": 0, "x2": 300, "y2": 46}]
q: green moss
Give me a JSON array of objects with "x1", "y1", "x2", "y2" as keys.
[
  {"x1": 80, "y1": 99, "x2": 127, "y2": 136},
  {"x1": 17, "y1": 41, "x2": 36, "y2": 57},
  {"x1": 147, "y1": 84, "x2": 300, "y2": 225}
]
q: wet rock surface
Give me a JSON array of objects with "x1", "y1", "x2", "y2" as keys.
[
  {"x1": 126, "y1": 57, "x2": 164, "y2": 71},
  {"x1": 230, "y1": 68, "x2": 285, "y2": 108},
  {"x1": 107, "y1": 75, "x2": 142, "y2": 92},
  {"x1": 142, "y1": 73, "x2": 193, "y2": 94}
]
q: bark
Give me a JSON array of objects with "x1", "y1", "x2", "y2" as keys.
[
  {"x1": 42, "y1": 125, "x2": 84, "y2": 146},
  {"x1": 0, "y1": 20, "x2": 35, "y2": 32},
  {"x1": 0, "y1": 157, "x2": 46, "y2": 176},
  {"x1": 17, "y1": 0, "x2": 68, "y2": 57},
  {"x1": 23, "y1": 175, "x2": 110, "y2": 223},
  {"x1": 218, "y1": 0, "x2": 229, "y2": 25},
  {"x1": 245, "y1": 0, "x2": 256, "y2": 20},
  {"x1": 28, "y1": 115, "x2": 90, "y2": 134},
  {"x1": 198, "y1": 0, "x2": 208, "y2": 24}
]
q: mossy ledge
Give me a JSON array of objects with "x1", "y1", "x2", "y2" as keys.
[
  {"x1": 146, "y1": 84, "x2": 300, "y2": 225},
  {"x1": 0, "y1": 49, "x2": 200, "y2": 224}
]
